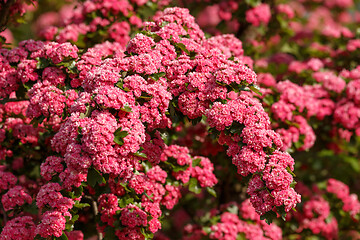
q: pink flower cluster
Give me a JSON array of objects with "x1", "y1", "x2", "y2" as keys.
[
  {"x1": 261, "y1": 80, "x2": 334, "y2": 151},
  {"x1": 327, "y1": 179, "x2": 360, "y2": 218},
  {"x1": 246, "y1": 4, "x2": 271, "y2": 27},
  {"x1": 0, "y1": 216, "x2": 36, "y2": 240},
  {"x1": 0, "y1": 5, "x2": 305, "y2": 238},
  {"x1": 333, "y1": 76, "x2": 360, "y2": 139},
  {"x1": 1, "y1": 186, "x2": 32, "y2": 211},
  {"x1": 297, "y1": 197, "x2": 338, "y2": 239},
  {"x1": 184, "y1": 200, "x2": 282, "y2": 240}
]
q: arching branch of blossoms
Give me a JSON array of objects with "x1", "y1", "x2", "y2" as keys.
[{"x1": 2, "y1": 0, "x2": 360, "y2": 239}]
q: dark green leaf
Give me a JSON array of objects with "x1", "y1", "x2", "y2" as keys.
[
  {"x1": 175, "y1": 42, "x2": 190, "y2": 54},
  {"x1": 23, "y1": 201, "x2": 38, "y2": 215},
  {"x1": 114, "y1": 128, "x2": 129, "y2": 146},
  {"x1": 150, "y1": 72, "x2": 166, "y2": 81},
  {"x1": 293, "y1": 140, "x2": 303, "y2": 149},
  {"x1": 191, "y1": 117, "x2": 202, "y2": 126},
  {"x1": 276, "y1": 206, "x2": 287, "y2": 221},
  {"x1": 116, "y1": 80, "x2": 124, "y2": 88},
  {"x1": 87, "y1": 168, "x2": 106, "y2": 187},
  {"x1": 72, "y1": 186, "x2": 83, "y2": 199},
  {"x1": 169, "y1": 162, "x2": 189, "y2": 172},
  {"x1": 189, "y1": 178, "x2": 202, "y2": 194},
  {"x1": 36, "y1": 57, "x2": 50, "y2": 69},
  {"x1": 206, "y1": 187, "x2": 217, "y2": 197},
  {"x1": 260, "y1": 210, "x2": 277, "y2": 224}
]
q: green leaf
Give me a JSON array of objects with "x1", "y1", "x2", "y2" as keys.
[
  {"x1": 71, "y1": 186, "x2": 83, "y2": 199},
  {"x1": 286, "y1": 167, "x2": 296, "y2": 177},
  {"x1": 119, "y1": 197, "x2": 134, "y2": 208},
  {"x1": 276, "y1": 206, "x2": 287, "y2": 221},
  {"x1": 189, "y1": 51, "x2": 196, "y2": 60},
  {"x1": 74, "y1": 202, "x2": 90, "y2": 209},
  {"x1": 249, "y1": 84, "x2": 262, "y2": 96},
  {"x1": 121, "y1": 104, "x2": 132, "y2": 113},
  {"x1": 56, "y1": 232, "x2": 68, "y2": 240},
  {"x1": 119, "y1": 182, "x2": 132, "y2": 193},
  {"x1": 166, "y1": 161, "x2": 188, "y2": 172},
  {"x1": 293, "y1": 140, "x2": 303, "y2": 149},
  {"x1": 114, "y1": 127, "x2": 129, "y2": 146},
  {"x1": 71, "y1": 215, "x2": 79, "y2": 222},
  {"x1": 175, "y1": 42, "x2": 190, "y2": 55},
  {"x1": 290, "y1": 181, "x2": 297, "y2": 188},
  {"x1": 87, "y1": 168, "x2": 106, "y2": 187},
  {"x1": 285, "y1": 120, "x2": 300, "y2": 128},
  {"x1": 66, "y1": 61, "x2": 79, "y2": 74},
  {"x1": 116, "y1": 80, "x2": 124, "y2": 89},
  {"x1": 203, "y1": 227, "x2": 212, "y2": 234},
  {"x1": 192, "y1": 158, "x2": 202, "y2": 167},
  {"x1": 229, "y1": 122, "x2": 244, "y2": 135},
  {"x1": 134, "y1": 151, "x2": 147, "y2": 158},
  {"x1": 36, "y1": 57, "x2": 50, "y2": 69},
  {"x1": 343, "y1": 156, "x2": 360, "y2": 173},
  {"x1": 150, "y1": 72, "x2": 166, "y2": 81},
  {"x1": 188, "y1": 178, "x2": 202, "y2": 194},
  {"x1": 260, "y1": 210, "x2": 277, "y2": 224},
  {"x1": 206, "y1": 187, "x2": 217, "y2": 197},
  {"x1": 140, "y1": 227, "x2": 154, "y2": 239}
]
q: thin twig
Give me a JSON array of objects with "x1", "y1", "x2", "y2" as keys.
[
  {"x1": 0, "y1": 98, "x2": 28, "y2": 104},
  {"x1": 1, "y1": 201, "x2": 8, "y2": 225},
  {"x1": 84, "y1": 195, "x2": 103, "y2": 240}
]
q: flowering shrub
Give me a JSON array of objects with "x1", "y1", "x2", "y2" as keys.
[{"x1": 1, "y1": 0, "x2": 360, "y2": 240}]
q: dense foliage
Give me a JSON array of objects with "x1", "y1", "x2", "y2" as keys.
[{"x1": 0, "y1": 0, "x2": 360, "y2": 239}]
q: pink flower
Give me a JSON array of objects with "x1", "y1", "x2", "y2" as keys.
[
  {"x1": 0, "y1": 216, "x2": 36, "y2": 240},
  {"x1": 35, "y1": 211, "x2": 66, "y2": 238},
  {"x1": 1, "y1": 186, "x2": 32, "y2": 211},
  {"x1": 120, "y1": 204, "x2": 148, "y2": 228},
  {"x1": 149, "y1": 218, "x2": 162, "y2": 233},
  {"x1": 246, "y1": 4, "x2": 271, "y2": 27},
  {"x1": 0, "y1": 171, "x2": 17, "y2": 192}
]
